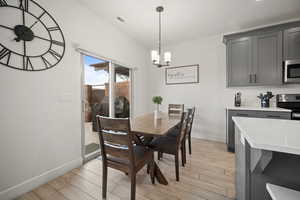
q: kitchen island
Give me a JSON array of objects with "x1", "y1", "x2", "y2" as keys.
[
  {"x1": 233, "y1": 117, "x2": 300, "y2": 200},
  {"x1": 226, "y1": 107, "x2": 291, "y2": 152}
]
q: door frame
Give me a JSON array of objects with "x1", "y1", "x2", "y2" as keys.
[{"x1": 78, "y1": 49, "x2": 133, "y2": 163}]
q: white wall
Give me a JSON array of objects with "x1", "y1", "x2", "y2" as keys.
[
  {"x1": 0, "y1": 0, "x2": 150, "y2": 199},
  {"x1": 149, "y1": 34, "x2": 300, "y2": 142}
]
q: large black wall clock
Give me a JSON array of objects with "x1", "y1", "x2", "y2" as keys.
[{"x1": 0, "y1": 0, "x2": 65, "y2": 71}]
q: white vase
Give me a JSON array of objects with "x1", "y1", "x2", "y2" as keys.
[{"x1": 154, "y1": 109, "x2": 161, "y2": 119}]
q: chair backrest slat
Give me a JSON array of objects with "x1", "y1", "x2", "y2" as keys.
[
  {"x1": 186, "y1": 107, "x2": 196, "y2": 136},
  {"x1": 102, "y1": 130, "x2": 129, "y2": 146},
  {"x1": 97, "y1": 116, "x2": 134, "y2": 163},
  {"x1": 176, "y1": 108, "x2": 195, "y2": 148},
  {"x1": 168, "y1": 104, "x2": 184, "y2": 116},
  {"x1": 172, "y1": 112, "x2": 188, "y2": 148},
  {"x1": 104, "y1": 143, "x2": 130, "y2": 159},
  {"x1": 99, "y1": 117, "x2": 130, "y2": 132}
]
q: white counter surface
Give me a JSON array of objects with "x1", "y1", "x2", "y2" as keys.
[
  {"x1": 227, "y1": 106, "x2": 292, "y2": 112},
  {"x1": 232, "y1": 117, "x2": 300, "y2": 155},
  {"x1": 267, "y1": 184, "x2": 300, "y2": 200}
]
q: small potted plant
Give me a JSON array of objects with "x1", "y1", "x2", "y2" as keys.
[
  {"x1": 257, "y1": 92, "x2": 274, "y2": 108},
  {"x1": 152, "y1": 96, "x2": 163, "y2": 119}
]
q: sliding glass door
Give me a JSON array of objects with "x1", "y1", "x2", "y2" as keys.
[
  {"x1": 81, "y1": 54, "x2": 132, "y2": 160},
  {"x1": 113, "y1": 64, "x2": 131, "y2": 118}
]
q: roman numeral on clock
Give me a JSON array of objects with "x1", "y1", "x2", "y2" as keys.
[
  {"x1": 19, "y1": 0, "x2": 29, "y2": 11},
  {"x1": 0, "y1": 0, "x2": 7, "y2": 6},
  {"x1": 23, "y1": 57, "x2": 33, "y2": 70},
  {"x1": 52, "y1": 40, "x2": 64, "y2": 47},
  {"x1": 49, "y1": 49, "x2": 62, "y2": 61},
  {"x1": 41, "y1": 56, "x2": 51, "y2": 68},
  {"x1": 47, "y1": 27, "x2": 60, "y2": 32},
  {"x1": 0, "y1": 47, "x2": 11, "y2": 65}
]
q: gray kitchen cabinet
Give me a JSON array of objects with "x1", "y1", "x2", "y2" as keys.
[
  {"x1": 224, "y1": 21, "x2": 300, "y2": 87},
  {"x1": 284, "y1": 27, "x2": 300, "y2": 60},
  {"x1": 227, "y1": 37, "x2": 252, "y2": 87},
  {"x1": 226, "y1": 109, "x2": 291, "y2": 152},
  {"x1": 235, "y1": 127, "x2": 246, "y2": 200},
  {"x1": 234, "y1": 121, "x2": 300, "y2": 200},
  {"x1": 253, "y1": 31, "x2": 283, "y2": 86},
  {"x1": 226, "y1": 31, "x2": 283, "y2": 87}
]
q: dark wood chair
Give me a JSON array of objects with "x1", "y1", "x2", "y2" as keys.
[
  {"x1": 186, "y1": 107, "x2": 196, "y2": 155},
  {"x1": 168, "y1": 104, "x2": 184, "y2": 116},
  {"x1": 149, "y1": 112, "x2": 189, "y2": 181},
  {"x1": 159, "y1": 104, "x2": 184, "y2": 159},
  {"x1": 167, "y1": 107, "x2": 196, "y2": 157},
  {"x1": 96, "y1": 116, "x2": 155, "y2": 200}
]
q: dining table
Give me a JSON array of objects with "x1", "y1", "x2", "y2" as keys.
[{"x1": 131, "y1": 112, "x2": 181, "y2": 185}]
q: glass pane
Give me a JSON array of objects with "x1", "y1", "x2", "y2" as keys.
[
  {"x1": 288, "y1": 64, "x2": 300, "y2": 78},
  {"x1": 114, "y1": 64, "x2": 130, "y2": 118},
  {"x1": 83, "y1": 55, "x2": 109, "y2": 155}
]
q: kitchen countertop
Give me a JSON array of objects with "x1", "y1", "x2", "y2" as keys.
[
  {"x1": 227, "y1": 106, "x2": 292, "y2": 112},
  {"x1": 232, "y1": 117, "x2": 300, "y2": 155},
  {"x1": 267, "y1": 184, "x2": 300, "y2": 200}
]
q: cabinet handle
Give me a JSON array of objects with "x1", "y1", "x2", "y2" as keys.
[
  {"x1": 254, "y1": 74, "x2": 257, "y2": 83},
  {"x1": 249, "y1": 74, "x2": 252, "y2": 83}
]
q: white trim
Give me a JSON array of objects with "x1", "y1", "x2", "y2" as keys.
[
  {"x1": 0, "y1": 157, "x2": 82, "y2": 200},
  {"x1": 191, "y1": 131, "x2": 225, "y2": 143},
  {"x1": 109, "y1": 62, "x2": 115, "y2": 117},
  {"x1": 84, "y1": 150, "x2": 101, "y2": 163},
  {"x1": 80, "y1": 53, "x2": 86, "y2": 160},
  {"x1": 129, "y1": 69, "x2": 134, "y2": 117},
  {"x1": 223, "y1": 18, "x2": 300, "y2": 37},
  {"x1": 75, "y1": 47, "x2": 138, "y2": 71}
]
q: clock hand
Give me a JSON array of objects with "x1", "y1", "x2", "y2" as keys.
[
  {"x1": 34, "y1": 35, "x2": 50, "y2": 42},
  {"x1": 0, "y1": 25, "x2": 22, "y2": 42},
  {"x1": 29, "y1": 12, "x2": 46, "y2": 29},
  {"x1": 22, "y1": 5, "x2": 25, "y2": 26},
  {"x1": 23, "y1": 41, "x2": 26, "y2": 58},
  {"x1": 0, "y1": 25, "x2": 14, "y2": 31}
]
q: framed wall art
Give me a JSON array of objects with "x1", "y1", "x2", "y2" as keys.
[{"x1": 165, "y1": 64, "x2": 199, "y2": 85}]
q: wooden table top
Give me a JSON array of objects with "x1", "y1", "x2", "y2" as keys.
[{"x1": 131, "y1": 113, "x2": 181, "y2": 136}]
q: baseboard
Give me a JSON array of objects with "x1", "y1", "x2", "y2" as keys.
[
  {"x1": 192, "y1": 132, "x2": 225, "y2": 143},
  {"x1": 0, "y1": 157, "x2": 83, "y2": 200}
]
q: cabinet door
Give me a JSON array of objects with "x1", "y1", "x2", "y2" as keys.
[
  {"x1": 253, "y1": 31, "x2": 283, "y2": 85},
  {"x1": 227, "y1": 37, "x2": 252, "y2": 87},
  {"x1": 227, "y1": 110, "x2": 260, "y2": 152},
  {"x1": 256, "y1": 111, "x2": 291, "y2": 120},
  {"x1": 235, "y1": 127, "x2": 246, "y2": 200},
  {"x1": 284, "y1": 27, "x2": 300, "y2": 60}
]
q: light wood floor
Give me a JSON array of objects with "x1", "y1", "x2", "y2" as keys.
[{"x1": 16, "y1": 139, "x2": 235, "y2": 200}]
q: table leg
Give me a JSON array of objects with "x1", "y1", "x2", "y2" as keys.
[{"x1": 154, "y1": 162, "x2": 168, "y2": 185}]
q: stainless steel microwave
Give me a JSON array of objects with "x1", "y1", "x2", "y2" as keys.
[{"x1": 284, "y1": 59, "x2": 300, "y2": 83}]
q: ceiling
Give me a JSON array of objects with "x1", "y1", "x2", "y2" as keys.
[{"x1": 77, "y1": 0, "x2": 300, "y2": 48}]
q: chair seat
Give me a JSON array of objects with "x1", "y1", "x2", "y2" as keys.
[
  {"x1": 166, "y1": 126, "x2": 180, "y2": 137},
  {"x1": 149, "y1": 136, "x2": 177, "y2": 154},
  {"x1": 107, "y1": 145, "x2": 153, "y2": 169}
]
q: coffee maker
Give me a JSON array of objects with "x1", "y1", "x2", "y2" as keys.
[{"x1": 234, "y1": 92, "x2": 242, "y2": 107}]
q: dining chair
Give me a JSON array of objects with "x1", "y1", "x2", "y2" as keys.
[
  {"x1": 167, "y1": 107, "x2": 196, "y2": 157},
  {"x1": 97, "y1": 116, "x2": 155, "y2": 200},
  {"x1": 159, "y1": 104, "x2": 185, "y2": 159},
  {"x1": 186, "y1": 107, "x2": 196, "y2": 155},
  {"x1": 168, "y1": 104, "x2": 184, "y2": 116},
  {"x1": 149, "y1": 112, "x2": 189, "y2": 181}
]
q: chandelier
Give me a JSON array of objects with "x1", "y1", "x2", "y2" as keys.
[{"x1": 151, "y1": 6, "x2": 171, "y2": 68}]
